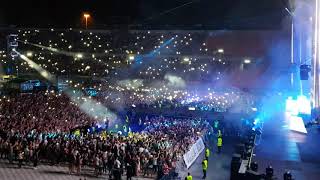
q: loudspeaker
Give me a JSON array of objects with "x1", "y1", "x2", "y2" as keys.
[{"x1": 300, "y1": 65, "x2": 310, "y2": 80}]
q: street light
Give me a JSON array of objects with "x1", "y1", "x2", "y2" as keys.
[{"x1": 83, "y1": 13, "x2": 90, "y2": 29}]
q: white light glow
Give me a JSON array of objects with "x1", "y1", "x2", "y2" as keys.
[
  {"x1": 286, "y1": 97, "x2": 299, "y2": 116},
  {"x1": 129, "y1": 55, "x2": 135, "y2": 60},
  {"x1": 76, "y1": 53, "x2": 83, "y2": 58},
  {"x1": 188, "y1": 107, "x2": 196, "y2": 111},
  {"x1": 26, "y1": 52, "x2": 33, "y2": 57},
  {"x1": 244, "y1": 59, "x2": 251, "y2": 64},
  {"x1": 286, "y1": 96, "x2": 311, "y2": 115},
  {"x1": 288, "y1": 115, "x2": 307, "y2": 134},
  {"x1": 297, "y1": 96, "x2": 311, "y2": 114}
]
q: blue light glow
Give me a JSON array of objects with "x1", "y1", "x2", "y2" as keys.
[
  {"x1": 286, "y1": 97, "x2": 299, "y2": 115},
  {"x1": 297, "y1": 95, "x2": 311, "y2": 114},
  {"x1": 285, "y1": 95, "x2": 311, "y2": 115}
]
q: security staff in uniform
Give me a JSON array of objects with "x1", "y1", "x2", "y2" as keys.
[
  {"x1": 186, "y1": 172, "x2": 193, "y2": 180},
  {"x1": 205, "y1": 148, "x2": 210, "y2": 160},
  {"x1": 217, "y1": 136, "x2": 222, "y2": 153},
  {"x1": 202, "y1": 158, "x2": 208, "y2": 179}
]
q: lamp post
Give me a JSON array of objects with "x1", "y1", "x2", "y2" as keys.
[{"x1": 83, "y1": 13, "x2": 90, "y2": 29}]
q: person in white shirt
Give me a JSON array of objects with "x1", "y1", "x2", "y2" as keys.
[{"x1": 114, "y1": 158, "x2": 122, "y2": 180}]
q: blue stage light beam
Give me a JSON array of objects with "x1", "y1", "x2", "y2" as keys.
[{"x1": 134, "y1": 38, "x2": 174, "y2": 65}]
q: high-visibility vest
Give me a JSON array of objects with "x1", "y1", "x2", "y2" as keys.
[
  {"x1": 205, "y1": 148, "x2": 210, "y2": 158},
  {"x1": 74, "y1": 129, "x2": 80, "y2": 136},
  {"x1": 217, "y1": 137, "x2": 222, "y2": 147},
  {"x1": 202, "y1": 160, "x2": 208, "y2": 170},
  {"x1": 187, "y1": 175, "x2": 193, "y2": 180}
]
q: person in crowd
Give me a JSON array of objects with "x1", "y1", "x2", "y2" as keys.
[
  {"x1": 205, "y1": 147, "x2": 210, "y2": 160},
  {"x1": 32, "y1": 149, "x2": 39, "y2": 169},
  {"x1": 126, "y1": 160, "x2": 134, "y2": 180},
  {"x1": 202, "y1": 158, "x2": 208, "y2": 179},
  {"x1": 18, "y1": 150, "x2": 24, "y2": 168},
  {"x1": 114, "y1": 157, "x2": 122, "y2": 180},
  {"x1": 0, "y1": 91, "x2": 211, "y2": 179},
  {"x1": 186, "y1": 172, "x2": 193, "y2": 180},
  {"x1": 75, "y1": 152, "x2": 82, "y2": 175},
  {"x1": 217, "y1": 136, "x2": 223, "y2": 154},
  {"x1": 217, "y1": 129, "x2": 222, "y2": 138}
]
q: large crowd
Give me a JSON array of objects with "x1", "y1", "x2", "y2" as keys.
[
  {"x1": 0, "y1": 29, "x2": 258, "y2": 179},
  {"x1": 0, "y1": 96, "x2": 208, "y2": 179},
  {"x1": 0, "y1": 88, "x2": 217, "y2": 180},
  {"x1": 0, "y1": 92, "x2": 96, "y2": 134},
  {"x1": 1, "y1": 29, "x2": 232, "y2": 82},
  {"x1": 0, "y1": 29, "x2": 257, "y2": 113}
]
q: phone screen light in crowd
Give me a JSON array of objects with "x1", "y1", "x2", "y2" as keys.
[
  {"x1": 26, "y1": 51, "x2": 33, "y2": 57},
  {"x1": 218, "y1": 49, "x2": 224, "y2": 53},
  {"x1": 244, "y1": 59, "x2": 251, "y2": 64},
  {"x1": 129, "y1": 55, "x2": 135, "y2": 60},
  {"x1": 183, "y1": 57, "x2": 190, "y2": 62},
  {"x1": 76, "y1": 53, "x2": 83, "y2": 59},
  {"x1": 251, "y1": 107, "x2": 257, "y2": 111},
  {"x1": 188, "y1": 107, "x2": 196, "y2": 111}
]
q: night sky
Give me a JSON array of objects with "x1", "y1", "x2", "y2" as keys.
[{"x1": 0, "y1": 0, "x2": 288, "y2": 29}]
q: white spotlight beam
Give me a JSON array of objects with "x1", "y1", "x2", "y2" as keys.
[
  {"x1": 15, "y1": 50, "x2": 57, "y2": 83},
  {"x1": 15, "y1": 49, "x2": 118, "y2": 123},
  {"x1": 17, "y1": 40, "x2": 79, "y2": 57},
  {"x1": 312, "y1": 0, "x2": 320, "y2": 111}
]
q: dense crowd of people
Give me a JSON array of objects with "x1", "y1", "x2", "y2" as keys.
[
  {"x1": 0, "y1": 92, "x2": 96, "y2": 134},
  {"x1": 0, "y1": 29, "x2": 258, "y2": 115},
  {"x1": 0, "y1": 99, "x2": 208, "y2": 179},
  {"x1": 1, "y1": 29, "x2": 232, "y2": 81},
  {"x1": 0, "y1": 29, "x2": 259, "y2": 179}
]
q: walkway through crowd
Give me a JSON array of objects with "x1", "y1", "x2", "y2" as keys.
[{"x1": 181, "y1": 136, "x2": 238, "y2": 180}]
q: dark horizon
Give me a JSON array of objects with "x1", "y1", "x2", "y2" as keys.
[{"x1": 0, "y1": 0, "x2": 288, "y2": 30}]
